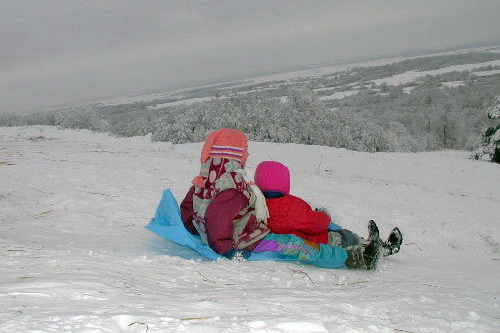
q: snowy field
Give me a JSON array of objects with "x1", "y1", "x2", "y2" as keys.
[
  {"x1": 372, "y1": 60, "x2": 500, "y2": 86},
  {"x1": 1, "y1": 126, "x2": 499, "y2": 333}
]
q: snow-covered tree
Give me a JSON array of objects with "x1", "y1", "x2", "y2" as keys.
[
  {"x1": 487, "y1": 95, "x2": 500, "y2": 119},
  {"x1": 55, "y1": 107, "x2": 108, "y2": 132},
  {"x1": 472, "y1": 96, "x2": 500, "y2": 163}
]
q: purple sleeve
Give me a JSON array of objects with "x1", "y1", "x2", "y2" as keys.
[
  {"x1": 179, "y1": 186, "x2": 198, "y2": 235},
  {"x1": 204, "y1": 188, "x2": 248, "y2": 254}
]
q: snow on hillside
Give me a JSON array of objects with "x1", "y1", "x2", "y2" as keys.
[
  {"x1": 372, "y1": 60, "x2": 500, "y2": 86},
  {"x1": 1, "y1": 126, "x2": 499, "y2": 333},
  {"x1": 147, "y1": 96, "x2": 224, "y2": 110},
  {"x1": 226, "y1": 46, "x2": 500, "y2": 88},
  {"x1": 88, "y1": 46, "x2": 500, "y2": 109},
  {"x1": 318, "y1": 91, "x2": 360, "y2": 101}
]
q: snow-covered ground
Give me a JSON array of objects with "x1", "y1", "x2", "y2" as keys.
[
  {"x1": 318, "y1": 91, "x2": 360, "y2": 101},
  {"x1": 230, "y1": 46, "x2": 500, "y2": 88},
  {"x1": 372, "y1": 60, "x2": 500, "y2": 86},
  {"x1": 147, "y1": 97, "x2": 220, "y2": 110},
  {"x1": 1, "y1": 126, "x2": 499, "y2": 333},
  {"x1": 474, "y1": 69, "x2": 500, "y2": 77},
  {"x1": 441, "y1": 81, "x2": 466, "y2": 88}
]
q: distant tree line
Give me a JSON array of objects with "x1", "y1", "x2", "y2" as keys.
[{"x1": 1, "y1": 52, "x2": 499, "y2": 155}]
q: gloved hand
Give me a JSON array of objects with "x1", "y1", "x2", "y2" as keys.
[{"x1": 315, "y1": 207, "x2": 331, "y2": 218}]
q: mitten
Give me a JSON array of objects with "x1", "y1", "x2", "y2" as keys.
[{"x1": 315, "y1": 207, "x2": 331, "y2": 218}]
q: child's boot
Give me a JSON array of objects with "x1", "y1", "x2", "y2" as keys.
[
  {"x1": 345, "y1": 246, "x2": 367, "y2": 269},
  {"x1": 382, "y1": 227, "x2": 403, "y2": 257},
  {"x1": 363, "y1": 238, "x2": 382, "y2": 270},
  {"x1": 367, "y1": 220, "x2": 380, "y2": 241},
  {"x1": 363, "y1": 220, "x2": 382, "y2": 269}
]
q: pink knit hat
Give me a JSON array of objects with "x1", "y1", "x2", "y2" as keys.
[
  {"x1": 254, "y1": 161, "x2": 290, "y2": 195},
  {"x1": 200, "y1": 129, "x2": 249, "y2": 166}
]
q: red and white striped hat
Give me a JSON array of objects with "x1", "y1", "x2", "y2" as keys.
[{"x1": 200, "y1": 129, "x2": 249, "y2": 166}]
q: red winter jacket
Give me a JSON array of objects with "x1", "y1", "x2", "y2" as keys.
[{"x1": 265, "y1": 194, "x2": 331, "y2": 244}]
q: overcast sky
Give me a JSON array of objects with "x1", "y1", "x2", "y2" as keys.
[{"x1": 1, "y1": 0, "x2": 500, "y2": 113}]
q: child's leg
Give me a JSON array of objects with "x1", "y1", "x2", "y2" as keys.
[
  {"x1": 328, "y1": 221, "x2": 387, "y2": 269},
  {"x1": 253, "y1": 233, "x2": 348, "y2": 269},
  {"x1": 327, "y1": 230, "x2": 367, "y2": 269},
  {"x1": 328, "y1": 229, "x2": 361, "y2": 248}
]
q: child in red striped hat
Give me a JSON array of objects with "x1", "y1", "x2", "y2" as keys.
[
  {"x1": 180, "y1": 129, "x2": 270, "y2": 256},
  {"x1": 254, "y1": 161, "x2": 403, "y2": 269}
]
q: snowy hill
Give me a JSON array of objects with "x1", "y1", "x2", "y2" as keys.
[
  {"x1": 94, "y1": 46, "x2": 500, "y2": 109},
  {"x1": 1, "y1": 126, "x2": 499, "y2": 333}
]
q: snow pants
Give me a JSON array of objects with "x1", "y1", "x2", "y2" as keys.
[
  {"x1": 327, "y1": 229, "x2": 361, "y2": 248},
  {"x1": 252, "y1": 233, "x2": 348, "y2": 269}
]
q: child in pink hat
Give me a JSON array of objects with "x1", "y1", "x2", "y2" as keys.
[{"x1": 254, "y1": 161, "x2": 403, "y2": 269}]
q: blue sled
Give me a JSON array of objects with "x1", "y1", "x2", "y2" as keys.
[{"x1": 146, "y1": 189, "x2": 287, "y2": 261}]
